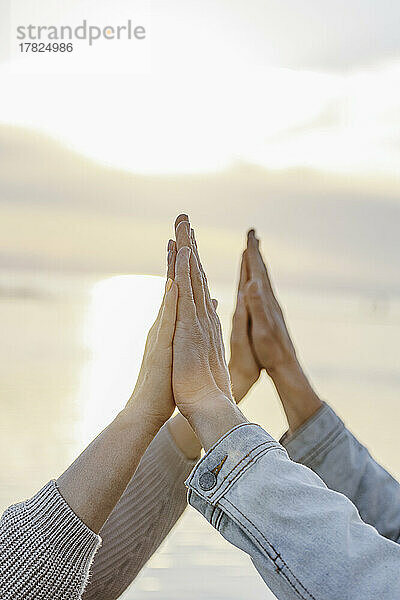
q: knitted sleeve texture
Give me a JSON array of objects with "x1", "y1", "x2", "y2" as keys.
[{"x1": 0, "y1": 479, "x2": 101, "y2": 600}]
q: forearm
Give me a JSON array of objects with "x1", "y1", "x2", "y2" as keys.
[
  {"x1": 282, "y1": 402, "x2": 400, "y2": 543},
  {"x1": 83, "y1": 421, "x2": 197, "y2": 600},
  {"x1": 186, "y1": 423, "x2": 400, "y2": 600},
  {"x1": 57, "y1": 400, "x2": 162, "y2": 534},
  {"x1": 269, "y1": 360, "x2": 322, "y2": 434}
]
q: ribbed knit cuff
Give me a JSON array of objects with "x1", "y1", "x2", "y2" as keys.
[{"x1": 24, "y1": 480, "x2": 101, "y2": 568}]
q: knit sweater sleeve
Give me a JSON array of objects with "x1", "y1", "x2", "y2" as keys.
[
  {"x1": 0, "y1": 480, "x2": 101, "y2": 600},
  {"x1": 83, "y1": 422, "x2": 198, "y2": 600}
]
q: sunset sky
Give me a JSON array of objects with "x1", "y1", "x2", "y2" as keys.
[{"x1": 0, "y1": 0, "x2": 399, "y2": 293}]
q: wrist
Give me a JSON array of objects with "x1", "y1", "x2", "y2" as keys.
[
  {"x1": 228, "y1": 363, "x2": 258, "y2": 404},
  {"x1": 268, "y1": 359, "x2": 304, "y2": 384},
  {"x1": 268, "y1": 360, "x2": 322, "y2": 433},
  {"x1": 185, "y1": 391, "x2": 247, "y2": 452},
  {"x1": 120, "y1": 397, "x2": 167, "y2": 438}
]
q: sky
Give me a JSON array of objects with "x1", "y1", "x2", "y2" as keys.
[
  {"x1": 1, "y1": 0, "x2": 400, "y2": 174},
  {"x1": 0, "y1": 0, "x2": 399, "y2": 293}
]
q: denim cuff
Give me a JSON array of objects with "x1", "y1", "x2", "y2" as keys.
[
  {"x1": 185, "y1": 422, "x2": 283, "y2": 508},
  {"x1": 280, "y1": 402, "x2": 345, "y2": 466}
]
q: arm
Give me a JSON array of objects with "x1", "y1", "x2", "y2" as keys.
[
  {"x1": 171, "y1": 216, "x2": 400, "y2": 600},
  {"x1": 0, "y1": 402, "x2": 166, "y2": 600},
  {"x1": 186, "y1": 416, "x2": 400, "y2": 600},
  {"x1": 241, "y1": 229, "x2": 400, "y2": 541},
  {"x1": 86, "y1": 215, "x2": 244, "y2": 599},
  {"x1": 280, "y1": 401, "x2": 400, "y2": 544},
  {"x1": 243, "y1": 229, "x2": 322, "y2": 432},
  {"x1": 0, "y1": 274, "x2": 179, "y2": 600},
  {"x1": 83, "y1": 419, "x2": 198, "y2": 600},
  {"x1": 83, "y1": 228, "x2": 205, "y2": 599},
  {"x1": 0, "y1": 481, "x2": 100, "y2": 600}
]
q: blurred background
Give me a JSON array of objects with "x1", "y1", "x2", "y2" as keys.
[{"x1": 0, "y1": 1, "x2": 399, "y2": 598}]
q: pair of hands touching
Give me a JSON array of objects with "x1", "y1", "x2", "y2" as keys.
[
  {"x1": 229, "y1": 228, "x2": 297, "y2": 402},
  {"x1": 129, "y1": 214, "x2": 321, "y2": 455},
  {"x1": 58, "y1": 212, "x2": 321, "y2": 533},
  {"x1": 129, "y1": 214, "x2": 244, "y2": 452}
]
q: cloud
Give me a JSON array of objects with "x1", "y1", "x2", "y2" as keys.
[{"x1": 0, "y1": 125, "x2": 399, "y2": 295}]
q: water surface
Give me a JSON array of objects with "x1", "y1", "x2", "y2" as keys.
[{"x1": 1, "y1": 269, "x2": 399, "y2": 599}]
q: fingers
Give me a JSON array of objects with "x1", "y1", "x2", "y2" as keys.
[
  {"x1": 157, "y1": 279, "x2": 178, "y2": 348},
  {"x1": 190, "y1": 227, "x2": 214, "y2": 313},
  {"x1": 238, "y1": 249, "x2": 249, "y2": 291},
  {"x1": 246, "y1": 229, "x2": 272, "y2": 286},
  {"x1": 152, "y1": 266, "x2": 171, "y2": 330},
  {"x1": 190, "y1": 228, "x2": 205, "y2": 276},
  {"x1": 189, "y1": 250, "x2": 208, "y2": 318},
  {"x1": 247, "y1": 230, "x2": 276, "y2": 300},
  {"x1": 175, "y1": 246, "x2": 196, "y2": 320},
  {"x1": 232, "y1": 289, "x2": 248, "y2": 337},
  {"x1": 174, "y1": 214, "x2": 214, "y2": 319},
  {"x1": 246, "y1": 229, "x2": 264, "y2": 279},
  {"x1": 175, "y1": 213, "x2": 189, "y2": 232},
  {"x1": 232, "y1": 250, "x2": 250, "y2": 337},
  {"x1": 175, "y1": 215, "x2": 191, "y2": 251},
  {"x1": 167, "y1": 240, "x2": 177, "y2": 280},
  {"x1": 147, "y1": 264, "x2": 175, "y2": 344},
  {"x1": 244, "y1": 280, "x2": 273, "y2": 330},
  {"x1": 154, "y1": 243, "x2": 176, "y2": 329}
]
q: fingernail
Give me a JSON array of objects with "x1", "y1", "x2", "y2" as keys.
[
  {"x1": 248, "y1": 228, "x2": 255, "y2": 237},
  {"x1": 166, "y1": 278, "x2": 173, "y2": 292},
  {"x1": 176, "y1": 220, "x2": 190, "y2": 235},
  {"x1": 167, "y1": 239, "x2": 174, "y2": 251},
  {"x1": 175, "y1": 213, "x2": 189, "y2": 227}
]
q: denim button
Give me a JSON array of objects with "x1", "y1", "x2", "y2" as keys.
[{"x1": 199, "y1": 471, "x2": 217, "y2": 491}]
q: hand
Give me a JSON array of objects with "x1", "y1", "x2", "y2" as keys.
[
  {"x1": 172, "y1": 215, "x2": 232, "y2": 413},
  {"x1": 244, "y1": 229, "x2": 297, "y2": 375},
  {"x1": 244, "y1": 229, "x2": 322, "y2": 432},
  {"x1": 167, "y1": 215, "x2": 235, "y2": 460},
  {"x1": 172, "y1": 215, "x2": 246, "y2": 449},
  {"x1": 229, "y1": 249, "x2": 261, "y2": 402},
  {"x1": 126, "y1": 248, "x2": 178, "y2": 429},
  {"x1": 57, "y1": 250, "x2": 179, "y2": 533}
]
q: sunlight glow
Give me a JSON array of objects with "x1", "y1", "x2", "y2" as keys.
[{"x1": 78, "y1": 274, "x2": 165, "y2": 443}]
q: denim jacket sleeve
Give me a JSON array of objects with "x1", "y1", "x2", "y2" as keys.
[
  {"x1": 280, "y1": 403, "x2": 400, "y2": 544},
  {"x1": 186, "y1": 423, "x2": 400, "y2": 600}
]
